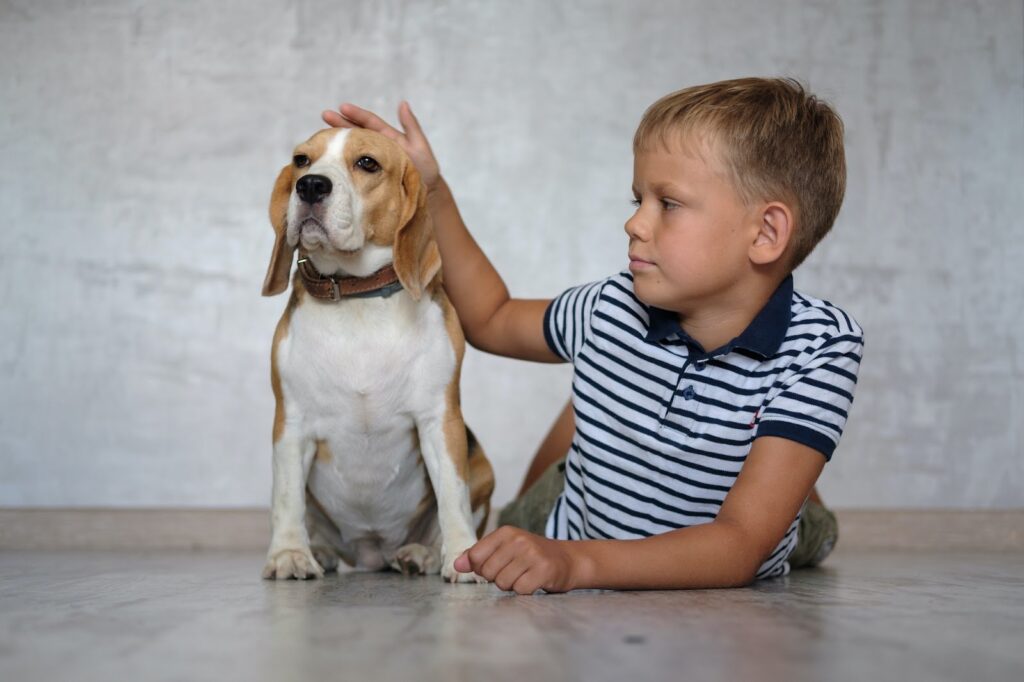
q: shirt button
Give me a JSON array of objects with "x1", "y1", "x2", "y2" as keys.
[
  {"x1": 682, "y1": 386, "x2": 696, "y2": 400},
  {"x1": 694, "y1": 362, "x2": 706, "y2": 372}
]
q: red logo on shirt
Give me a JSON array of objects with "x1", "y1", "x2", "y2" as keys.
[{"x1": 749, "y1": 409, "x2": 761, "y2": 428}]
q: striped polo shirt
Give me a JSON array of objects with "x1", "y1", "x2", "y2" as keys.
[{"x1": 542, "y1": 271, "x2": 864, "y2": 579}]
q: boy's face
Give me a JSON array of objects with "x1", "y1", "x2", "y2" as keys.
[{"x1": 627, "y1": 134, "x2": 761, "y2": 315}]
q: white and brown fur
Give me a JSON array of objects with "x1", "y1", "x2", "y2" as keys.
[{"x1": 261, "y1": 127, "x2": 493, "y2": 582}]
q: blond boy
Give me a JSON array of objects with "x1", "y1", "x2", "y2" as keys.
[{"x1": 323, "y1": 77, "x2": 864, "y2": 594}]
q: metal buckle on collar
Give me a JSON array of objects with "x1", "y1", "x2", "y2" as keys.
[{"x1": 299, "y1": 257, "x2": 341, "y2": 301}]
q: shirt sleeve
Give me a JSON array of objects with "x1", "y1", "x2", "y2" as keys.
[
  {"x1": 754, "y1": 331, "x2": 865, "y2": 461},
  {"x1": 543, "y1": 277, "x2": 608, "y2": 362}
]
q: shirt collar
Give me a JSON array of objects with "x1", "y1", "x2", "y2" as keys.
[{"x1": 644, "y1": 275, "x2": 794, "y2": 360}]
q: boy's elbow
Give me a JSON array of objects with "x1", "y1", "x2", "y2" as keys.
[
  {"x1": 463, "y1": 325, "x2": 496, "y2": 354},
  {"x1": 716, "y1": 523, "x2": 769, "y2": 587},
  {"x1": 716, "y1": 559, "x2": 759, "y2": 588},
  {"x1": 736, "y1": 546, "x2": 766, "y2": 585},
  {"x1": 732, "y1": 564, "x2": 761, "y2": 587},
  {"x1": 460, "y1": 303, "x2": 512, "y2": 355}
]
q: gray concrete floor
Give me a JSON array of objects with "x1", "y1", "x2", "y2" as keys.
[{"x1": 0, "y1": 549, "x2": 1021, "y2": 682}]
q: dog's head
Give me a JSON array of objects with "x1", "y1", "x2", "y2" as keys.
[{"x1": 262, "y1": 128, "x2": 440, "y2": 300}]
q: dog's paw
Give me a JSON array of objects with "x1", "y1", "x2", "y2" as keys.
[
  {"x1": 441, "y1": 554, "x2": 488, "y2": 584},
  {"x1": 310, "y1": 546, "x2": 340, "y2": 574},
  {"x1": 262, "y1": 548, "x2": 324, "y2": 580},
  {"x1": 393, "y1": 543, "x2": 440, "y2": 576}
]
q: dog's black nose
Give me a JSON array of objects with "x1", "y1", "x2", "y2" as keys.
[{"x1": 296, "y1": 174, "x2": 333, "y2": 204}]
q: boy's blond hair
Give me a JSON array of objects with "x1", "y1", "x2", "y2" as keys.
[{"x1": 633, "y1": 77, "x2": 846, "y2": 270}]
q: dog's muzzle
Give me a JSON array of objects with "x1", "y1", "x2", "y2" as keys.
[{"x1": 296, "y1": 174, "x2": 333, "y2": 204}]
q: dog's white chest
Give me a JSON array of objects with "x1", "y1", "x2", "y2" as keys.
[
  {"x1": 285, "y1": 291, "x2": 452, "y2": 408},
  {"x1": 276, "y1": 291, "x2": 454, "y2": 543}
]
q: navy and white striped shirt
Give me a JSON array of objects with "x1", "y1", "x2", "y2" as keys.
[{"x1": 542, "y1": 271, "x2": 864, "y2": 579}]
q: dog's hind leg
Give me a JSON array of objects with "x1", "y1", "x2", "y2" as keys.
[
  {"x1": 391, "y1": 436, "x2": 491, "y2": 576},
  {"x1": 390, "y1": 473, "x2": 443, "y2": 576},
  {"x1": 466, "y1": 427, "x2": 495, "y2": 538},
  {"x1": 304, "y1": 490, "x2": 347, "y2": 573},
  {"x1": 310, "y1": 546, "x2": 340, "y2": 573},
  {"x1": 391, "y1": 539, "x2": 442, "y2": 576}
]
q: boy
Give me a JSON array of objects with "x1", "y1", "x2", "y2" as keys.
[{"x1": 322, "y1": 77, "x2": 863, "y2": 594}]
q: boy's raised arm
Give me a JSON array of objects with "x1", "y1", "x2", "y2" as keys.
[
  {"x1": 426, "y1": 178, "x2": 558, "y2": 362},
  {"x1": 323, "y1": 102, "x2": 559, "y2": 364}
]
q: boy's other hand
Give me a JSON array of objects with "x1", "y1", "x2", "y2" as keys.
[
  {"x1": 454, "y1": 526, "x2": 584, "y2": 595},
  {"x1": 322, "y1": 101, "x2": 441, "y2": 195}
]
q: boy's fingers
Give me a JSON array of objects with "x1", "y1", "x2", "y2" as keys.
[
  {"x1": 511, "y1": 570, "x2": 541, "y2": 596},
  {"x1": 454, "y1": 552, "x2": 472, "y2": 573},
  {"x1": 477, "y1": 544, "x2": 516, "y2": 582},
  {"x1": 454, "y1": 530, "x2": 498, "y2": 573},
  {"x1": 321, "y1": 110, "x2": 354, "y2": 128},
  {"x1": 493, "y1": 561, "x2": 528, "y2": 592},
  {"x1": 473, "y1": 532, "x2": 520, "y2": 577},
  {"x1": 337, "y1": 103, "x2": 402, "y2": 141},
  {"x1": 397, "y1": 101, "x2": 427, "y2": 145},
  {"x1": 463, "y1": 529, "x2": 506, "y2": 574}
]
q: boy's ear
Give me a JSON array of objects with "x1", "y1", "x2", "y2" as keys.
[{"x1": 749, "y1": 202, "x2": 794, "y2": 267}]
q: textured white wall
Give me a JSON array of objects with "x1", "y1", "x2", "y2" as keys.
[{"x1": 0, "y1": 0, "x2": 1021, "y2": 509}]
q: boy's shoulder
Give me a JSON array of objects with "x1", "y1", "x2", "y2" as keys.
[
  {"x1": 755, "y1": 285, "x2": 865, "y2": 461},
  {"x1": 787, "y1": 286, "x2": 865, "y2": 344}
]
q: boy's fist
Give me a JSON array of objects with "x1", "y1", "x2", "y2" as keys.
[{"x1": 454, "y1": 525, "x2": 585, "y2": 595}]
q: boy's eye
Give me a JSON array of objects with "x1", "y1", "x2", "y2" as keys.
[{"x1": 631, "y1": 197, "x2": 679, "y2": 210}]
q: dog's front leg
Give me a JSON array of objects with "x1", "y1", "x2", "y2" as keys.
[
  {"x1": 417, "y1": 415, "x2": 486, "y2": 584},
  {"x1": 262, "y1": 435, "x2": 323, "y2": 580}
]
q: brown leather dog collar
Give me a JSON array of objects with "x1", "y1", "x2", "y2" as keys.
[{"x1": 297, "y1": 257, "x2": 404, "y2": 301}]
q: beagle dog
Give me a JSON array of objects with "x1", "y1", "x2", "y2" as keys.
[{"x1": 260, "y1": 127, "x2": 493, "y2": 583}]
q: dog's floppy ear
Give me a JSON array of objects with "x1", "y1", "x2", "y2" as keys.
[
  {"x1": 262, "y1": 164, "x2": 295, "y2": 297},
  {"x1": 393, "y1": 160, "x2": 441, "y2": 301}
]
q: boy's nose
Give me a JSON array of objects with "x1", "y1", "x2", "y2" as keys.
[{"x1": 625, "y1": 213, "x2": 649, "y2": 240}]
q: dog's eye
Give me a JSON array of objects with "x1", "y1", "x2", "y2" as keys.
[
  {"x1": 293, "y1": 154, "x2": 310, "y2": 168},
  {"x1": 355, "y1": 156, "x2": 381, "y2": 173}
]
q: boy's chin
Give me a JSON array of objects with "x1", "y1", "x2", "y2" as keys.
[{"x1": 632, "y1": 280, "x2": 669, "y2": 309}]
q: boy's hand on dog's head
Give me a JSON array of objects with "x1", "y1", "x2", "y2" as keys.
[{"x1": 322, "y1": 101, "x2": 441, "y2": 195}]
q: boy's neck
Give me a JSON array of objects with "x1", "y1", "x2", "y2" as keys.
[{"x1": 675, "y1": 272, "x2": 788, "y2": 354}]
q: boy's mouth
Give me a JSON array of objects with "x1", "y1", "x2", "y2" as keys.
[{"x1": 629, "y1": 253, "x2": 655, "y2": 271}]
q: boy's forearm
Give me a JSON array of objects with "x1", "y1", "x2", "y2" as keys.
[
  {"x1": 567, "y1": 520, "x2": 764, "y2": 590},
  {"x1": 428, "y1": 178, "x2": 512, "y2": 349}
]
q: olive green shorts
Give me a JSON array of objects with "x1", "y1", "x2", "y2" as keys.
[{"x1": 497, "y1": 457, "x2": 838, "y2": 570}]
